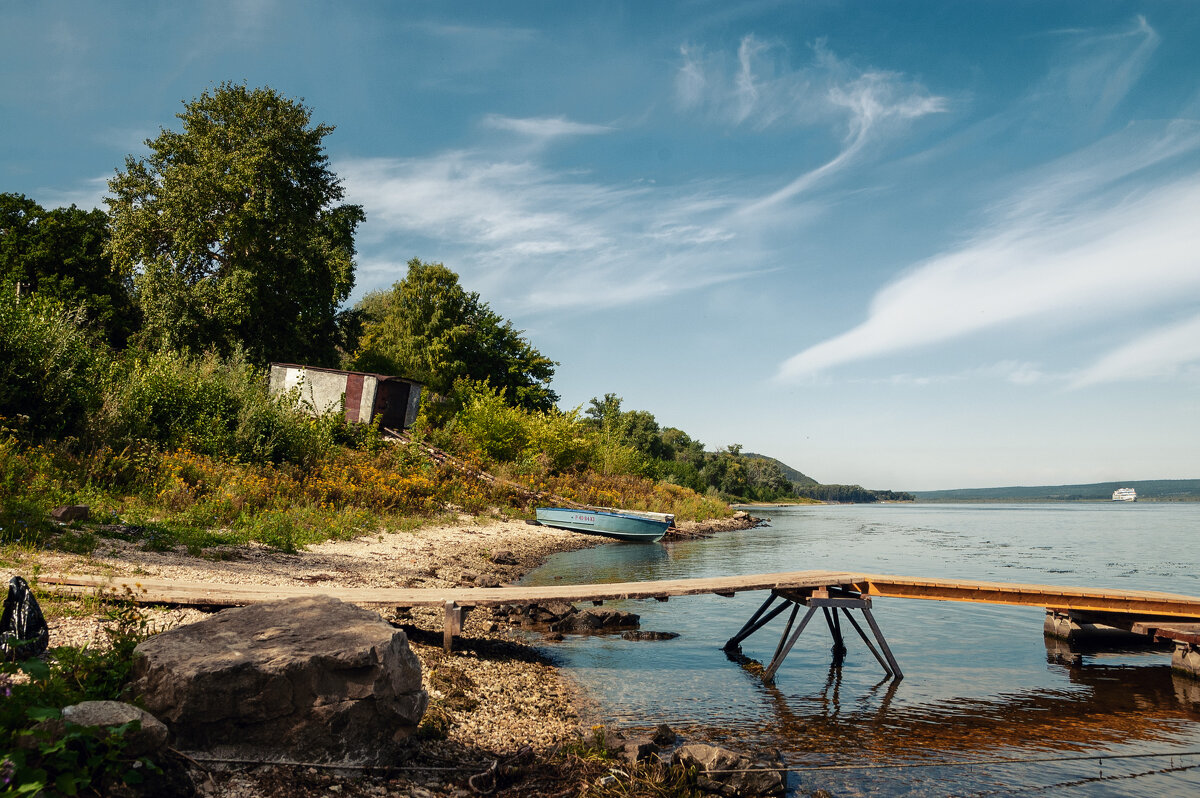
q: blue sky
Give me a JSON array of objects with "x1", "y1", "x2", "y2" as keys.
[{"x1": 3, "y1": 1, "x2": 1199, "y2": 490}]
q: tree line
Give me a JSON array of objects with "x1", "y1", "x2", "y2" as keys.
[
  {"x1": 3, "y1": 83, "x2": 557, "y2": 421},
  {"x1": 2, "y1": 81, "x2": 909, "y2": 504}
]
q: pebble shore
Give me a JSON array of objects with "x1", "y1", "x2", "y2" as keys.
[{"x1": 6, "y1": 512, "x2": 756, "y2": 796}]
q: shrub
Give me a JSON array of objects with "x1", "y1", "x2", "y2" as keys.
[
  {"x1": 92, "y1": 349, "x2": 360, "y2": 466},
  {"x1": 0, "y1": 289, "x2": 108, "y2": 441},
  {"x1": 0, "y1": 594, "x2": 159, "y2": 796},
  {"x1": 441, "y1": 379, "x2": 598, "y2": 475}
]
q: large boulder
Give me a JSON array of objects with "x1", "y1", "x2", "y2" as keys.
[
  {"x1": 674, "y1": 743, "x2": 786, "y2": 796},
  {"x1": 128, "y1": 595, "x2": 428, "y2": 764}
]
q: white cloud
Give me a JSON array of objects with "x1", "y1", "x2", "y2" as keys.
[
  {"x1": 1069, "y1": 315, "x2": 1200, "y2": 389},
  {"x1": 1032, "y1": 15, "x2": 1159, "y2": 129},
  {"x1": 851, "y1": 360, "x2": 1046, "y2": 388},
  {"x1": 482, "y1": 115, "x2": 614, "y2": 140},
  {"x1": 37, "y1": 175, "x2": 110, "y2": 210},
  {"x1": 777, "y1": 124, "x2": 1200, "y2": 381}
]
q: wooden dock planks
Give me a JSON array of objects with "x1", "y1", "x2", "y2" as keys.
[
  {"x1": 851, "y1": 574, "x2": 1200, "y2": 618},
  {"x1": 36, "y1": 570, "x2": 862, "y2": 609},
  {"x1": 37, "y1": 570, "x2": 1200, "y2": 618}
]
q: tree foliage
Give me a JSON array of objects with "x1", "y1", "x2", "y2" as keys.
[
  {"x1": 0, "y1": 193, "x2": 136, "y2": 346},
  {"x1": 105, "y1": 82, "x2": 363, "y2": 365},
  {"x1": 352, "y1": 259, "x2": 558, "y2": 411},
  {"x1": 0, "y1": 290, "x2": 107, "y2": 440},
  {"x1": 583, "y1": 395, "x2": 788, "y2": 499}
]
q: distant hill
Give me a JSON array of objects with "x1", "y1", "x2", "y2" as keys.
[
  {"x1": 743, "y1": 453, "x2": 818, "y2": 487},
  {"x1": 913, "y1": 479, "x2": 1200, "y2": 502}
]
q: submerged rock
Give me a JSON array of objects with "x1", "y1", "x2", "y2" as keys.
[{"x1": 621, "y1": 630, "x2": 680, "y2": 641}]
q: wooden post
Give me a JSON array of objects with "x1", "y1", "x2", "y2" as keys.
[
  {"x1": 443, "y1": 600, "x2": 463, "y2": 653},
  {"x1": 823, "y1": 607, "x2": 847, "y2": 664},
  {"x1": 839, "y1": 607, "x2": 894, "y2": 678}
]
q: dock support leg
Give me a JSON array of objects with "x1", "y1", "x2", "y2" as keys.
[
  {"x1": 860, "y1": 606, "x2": 903, "y2": 680},
  {"x1": 763, "y1": 606, "x2": 818, "y2": 685},
  {"x1": 839, "y1": 608, "x2": 894, "y2": 678},
  {"x1": 724, "y1": 594, "x2": 789, "y2": 652},
  {"x1": 771, "y1": 603, "x2": 802, "y2": 666},
  {"x1": 726, "y1": 591, "x2": 903, "y2": 684},
  {"x1": 443, "y1": 600, "x2": 463, "y2": 653},
  {"x1": 823, "y1": 607, "x2": 847, "y2": 664}
]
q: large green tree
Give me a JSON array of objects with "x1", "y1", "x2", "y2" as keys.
[
  {"x1": 352, "y1": 259, "x2": 558, "y2": 411},
  {"x1": 105, "y1": 83, "x2": 364, "y2": 365},
  {"x1": 0, "y1": 193, "x2": 136, "y2": 346}
]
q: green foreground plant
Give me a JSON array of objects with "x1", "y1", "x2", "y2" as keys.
[
  {"x1": 0, "y1": 593, "x2": 158, "y2": 796},
  {"x1": 561, "y1": 726, "x2": 705, "y2": 798}
]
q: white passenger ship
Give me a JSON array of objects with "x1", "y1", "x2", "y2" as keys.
[{"x1": 1111, "y1": 487, "x2": 1137, "y2": 502}]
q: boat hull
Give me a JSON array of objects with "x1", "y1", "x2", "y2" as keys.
[{"x1": 535, "y1": 507, "x2": 669, "y2": 543}]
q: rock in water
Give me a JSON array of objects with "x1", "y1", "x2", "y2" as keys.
[
  {"x1": 128, "y1": 595, "x2": 428, "y2": 764},
  {"x1": 674, "y1": 743, "x2": 785, "y2": 796}
]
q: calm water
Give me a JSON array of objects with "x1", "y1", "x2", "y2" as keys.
[{"x1": 521, "y1": 503, "x2": 1200, "y2": 796}]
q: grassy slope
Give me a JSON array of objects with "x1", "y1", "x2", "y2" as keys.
[{"x1": 742, "y1": 452, "x2": 818, "y2": 487}]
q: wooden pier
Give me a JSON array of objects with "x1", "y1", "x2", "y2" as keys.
[{"x1": 39, "y1": 570, "x2": 1200, "y2": 682}]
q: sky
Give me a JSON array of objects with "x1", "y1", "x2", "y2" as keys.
[{"x1": 3, "y1": 1, "x2": 1199, "y2": 491}]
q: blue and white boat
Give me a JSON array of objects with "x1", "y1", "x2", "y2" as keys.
[{"x1": 534, "y1": 507, "x2": 672, "y2": 543}]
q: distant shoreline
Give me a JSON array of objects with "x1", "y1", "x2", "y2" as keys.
[{"x1": 911, "y1": 478, "x2": 1200, "y2": 503}]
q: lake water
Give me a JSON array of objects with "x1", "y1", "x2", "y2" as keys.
[{"x1": 521, "y1": 503, "x2": 1200, "y2": 796}]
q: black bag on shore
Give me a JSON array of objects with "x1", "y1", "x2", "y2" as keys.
[{"x1": 1, "y1": 575, "x2": 50, "y2": 660}]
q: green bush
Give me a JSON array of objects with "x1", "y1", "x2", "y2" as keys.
[
  {"x1": 0, "y1": 289, "x2": 108, "y2": 441},
  {"x1": 92, "y1": 349, "x2": 366, "y2": 466},
  {"x1": 446, "y1": 379, "x2": 597, "y2": 475},
  {"x1": 0, "y1": 596, "x2": 158, "y2": 796},
  {"x1": 453, "y1": 380, "x2": 531, "y2": 463}
]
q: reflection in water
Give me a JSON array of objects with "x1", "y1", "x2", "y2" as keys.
[
  {"x1": 732, "y1": 661, "x2": 1200, "y2": 760},
  {"x1": 523, "y1": 505, "x2": 1200, "y2": 795},
  {"x1": 662, "y1": 659, "x2": 1200, "y2": 795}
]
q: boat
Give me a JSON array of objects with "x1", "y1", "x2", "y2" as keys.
[
  {"x1": 534, "y1": 507, "x2": 671, "y2": 543},
  {"x1": 1112, "y1": 487, "x2": 1137, "y2": 502}
]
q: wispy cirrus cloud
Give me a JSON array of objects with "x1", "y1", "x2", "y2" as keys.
[
  {"x1": 1030, "y1": 15, "x2": 1159, "y2": 130},
  {"x1": 776, "y1": 122, "x2": 1200, "y2": 381},
  {"x1": 339, "y1": 150, "x2": 752, "y2": 309},
  {"x1": 1069, "y1": 315, "x2": 1200, "y2": 389},
  {"x1": 38, "y1": 175, "x2": 110, "y2": 210},
  {"x1": 851, "y1": 360, "x2": 1046, "y2": 388},
  {"x1": 675, "y1": 35, "x2": 947, "y2": 133},
  {"x1": 342, "y1": 38, "x2": 947, "y2": 312},
  {"x1": 675, "y1": 36, "x2": 947, "y2": 215}
]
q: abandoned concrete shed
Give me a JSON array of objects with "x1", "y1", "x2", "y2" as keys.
[{"x1": 268, "y1": 363, "x2": 423, "y2": 431}]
